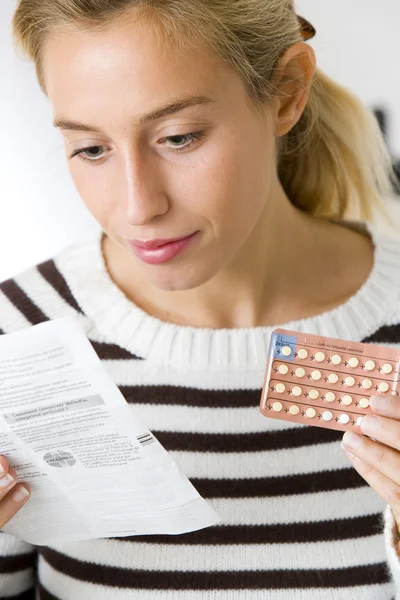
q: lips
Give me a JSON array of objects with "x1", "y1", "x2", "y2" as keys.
[
  {"x1": 126, "y1": 231, "x2": 199, "y2": 265},
  {"x1": 129, "y1": 234, "x2": 194, "y2": 250}
]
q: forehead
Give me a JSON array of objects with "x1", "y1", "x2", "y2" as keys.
[{"x1": 42, "y1": 16, "x2": 227, "y2": 118}]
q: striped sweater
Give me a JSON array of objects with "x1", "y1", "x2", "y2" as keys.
[{"x1": 1, "y1": 220, "x2": 400, "y2": 600}]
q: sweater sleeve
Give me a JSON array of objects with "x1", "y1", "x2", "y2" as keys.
[
  {"x1": 0, "y1": 531, "x2": 37, "y2": 598},
  {"x1": 384, "y1": 504, "x2": 400, "y2": 598}
]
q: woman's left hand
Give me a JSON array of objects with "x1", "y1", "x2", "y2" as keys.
[{"x1": 341, "y1": 394, "x2": 400, "y2": 530}]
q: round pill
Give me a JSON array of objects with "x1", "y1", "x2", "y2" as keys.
[
  {"x1": 298, "y1": 349, "x2": 308, "y2": 359},
  {"x1": 278, "y1": 364, "x2": 289, "y2": 375},
  {"x1": 295, "y1": 368, "x2": 306, "y2": 378},
  {"x1": 345, "y1": 376, "x2": 355, "y2": 387},
  {"x1": 289, "y1": 404, "x2": 300, "y2": 415},
  {"x1": 305, "y1": 407, "x2": 317, "y2": 418},
  {"x1": 275, "y1": 383, "x2": 286, "y2": 393},
  {"x1": 348, "y1": 357, "x2": 359, "y2": 368},
  {"x1": 281, "y1": 346, "x2": 292, "y2": 357},
  {"x1": 339, "y1": 414, "x2": 350, "y2": 424},
  {"x1": 342, "y1": 395, "x2": 353, "y2": 406},
  {"x1": 362, "y1": 379, "x2": 373, "y2": 390},
  {"x1": 365, "y1": 360, "x2": 375, "y2": 371},
  {"x1": 311, "y1": 370, "x2": 322, "y2": 381},
  {"x1": 378, "y1": 381, "x2": 390, "y2": 393},
  {"x1": 315, "y1": 352, "x2": 325, "y2": 362},
  {"x1": 292, "y1": 386, "x2": 302, "y2": 397},
  {"x1": 356, "y1": 416, "x2": 364, "y2": 427},
  {"x1": 272, "y1": 402, "x2": 283, "y2": 412},
  {"x1": 325, "y1": 392, "x2": 336, "y2": 403},
  {"x1": 308, "y1": 389, "x2": 319, "y2": 400},
  {"x1": 331, "y1": 355, "x2": 342, "y2": 365},
  {"x1": 359, "y1": 397, "x2": 370, "y2": 409},
  {"x1": 322, "y1": 411, "x2": 333, "y2": 421},
  {"x1": 382, "y1": 363, "x2": 393, "y2": 374},
  {"x1": 328, "y1": 373, "x2": 339, "y2": 384}
]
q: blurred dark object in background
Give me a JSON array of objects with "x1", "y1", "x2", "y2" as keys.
[{"x1": 373, "y1": 108, "x2": 400, "y2": 196}]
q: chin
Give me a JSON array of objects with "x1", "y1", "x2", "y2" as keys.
[{"x1": 144, "y1": 265, "x2": 216, "y2": 292}]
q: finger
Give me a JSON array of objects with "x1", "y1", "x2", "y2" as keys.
[
  {"x1": 341, "y1": 430, "x2": 400, "y2": 485},
  {"x1": 369, "y1": 394, "x2": 400, "y2": 418},
  {"x1": 0, "y1": 456, "x2": 10, "y2": 475},
  {"x1": 343, "y1": 448, "x2": 400, "y2": 517},
  {"x1": 351, "y1": 395, "x2": 400, "y2": 452},
  {"x1": 0, "y1": 465, "x2": 18, "y2": 499},
  {"x1": 0, "y1": 483, "x2": 30, "y2": 529}
]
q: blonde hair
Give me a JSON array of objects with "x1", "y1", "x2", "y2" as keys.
[{"x1": 11, "y1": 0, "x2": 397, "y2": 223}]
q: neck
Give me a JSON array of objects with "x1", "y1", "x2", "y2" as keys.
[{"x1": 102, "y1": 187, "x2": 374, "y2": 329}]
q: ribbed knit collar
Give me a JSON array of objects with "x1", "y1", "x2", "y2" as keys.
[{"x1": 56, "y1": 221, "x2": 400, "y2": 370}]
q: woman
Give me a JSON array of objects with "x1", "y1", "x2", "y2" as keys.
[{"x1": 1, "y1": 0, "x2": 400, "y2": 598}]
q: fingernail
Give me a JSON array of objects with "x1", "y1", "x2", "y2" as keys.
[
  {"x1": 342, "y1": 431, "x2": 364, "y2": 450},
  {"x1": 11, "y1": 487, "x2": 30, "y2": 503},
  {"x1": 360, "y1": 415, "x2": 381, "y2": 434},
  {"x1": 370, "y1": 395, "x2": 391, "y2": 413},
  {"x1": 0, "y1": 473, "x2": 15, "y2": 488},
  {"x1": 341, "y1": 441, "x2": 356, "y2": 457}
]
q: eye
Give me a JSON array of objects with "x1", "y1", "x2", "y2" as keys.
[
  {"x1": 160, "y1": 131, "x2": 206, "y2": 152},
  {"x1": 69, "y1": 145, "x2": 107, "y2": 164},
  {"x1": 69, "y1": 131, "x2": 206, "y2": 165}
]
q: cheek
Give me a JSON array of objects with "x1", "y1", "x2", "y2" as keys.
[
  {"x1": 186, "y1": 136, "x2": 273, "y2": 231},
  {"x1": 68, "y1": 164, "x2": 113, "y2": 222}
]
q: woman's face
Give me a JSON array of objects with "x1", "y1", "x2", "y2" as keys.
[{"x1": 42, "y1": 15, "x2": 280, "y2": 291}]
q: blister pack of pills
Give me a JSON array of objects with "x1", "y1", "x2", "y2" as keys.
[{"x1": 260, "y1": 329, "x2": 400, "y2": 432}]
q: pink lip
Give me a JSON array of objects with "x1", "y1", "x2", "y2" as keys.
[
  {"x1": 130, "y1": 235, "x2": 194, "y2": 250},
  {"x1": 127, "y1": 232, "x2": 199, "y2": 265}
]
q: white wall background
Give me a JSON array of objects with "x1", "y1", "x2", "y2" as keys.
[{"x1": 1, "y1": 0, "x2": 400, "y2": 282}]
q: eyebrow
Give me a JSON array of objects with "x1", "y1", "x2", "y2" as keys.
[{"x1": 53, "y1": 94, "x2": 218, "y2": 132}]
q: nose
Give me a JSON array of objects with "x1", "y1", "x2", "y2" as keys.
[{"x1": 121, "y1": 149, "x2": 169, "y2": 226}]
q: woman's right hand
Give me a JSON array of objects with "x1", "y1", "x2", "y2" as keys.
[{"x1": 0, "y1": 455, "x2": 30, "y2": 528}]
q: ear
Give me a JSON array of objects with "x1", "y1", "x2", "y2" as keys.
[{"x1": 271, "y1": 42, "x2": 317, "y2": 137}]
